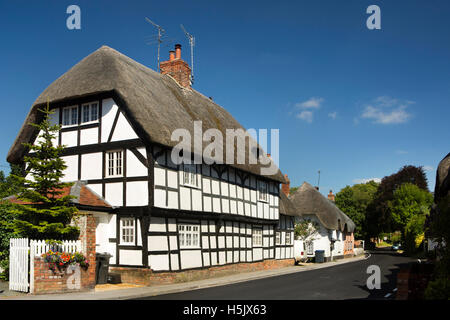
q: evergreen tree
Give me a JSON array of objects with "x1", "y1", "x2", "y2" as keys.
[{"x1": 9, "y1": 103, "x2": 79, "y2": 240}]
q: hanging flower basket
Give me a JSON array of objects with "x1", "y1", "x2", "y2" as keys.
[{"x1": 42, "y1": 250, "x2": 89, "y2": 272}]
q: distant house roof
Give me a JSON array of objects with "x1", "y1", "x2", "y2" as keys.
[
  {"x1": 279, "y1": 191, "x2": 298, "y2": 217},
  {"x1": 7, "y1": 45, "x2": 285, "y2": 184},
  {"x1": 4, "y1": 181, "x2": 112, "y2": 210},
  {"x1": 289, "y1": 182, "x2": 355, "y2": 233}
]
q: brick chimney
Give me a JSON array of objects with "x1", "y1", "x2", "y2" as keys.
[
  {"x1": 160, "y1": 44, "x2": 192, "y2": 88},
  {"x1": 282, "y1": 174, "x2": 290, "y2": 197},
  {"x1": 328, "y1": 190, "x2": 335, "y2": 202}
]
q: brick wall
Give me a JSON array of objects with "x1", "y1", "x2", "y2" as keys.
[
  {"x1": 31, "y1": 212, "x2": 97, "y2": 295},
  {"x1": 110, "y1": 259, "x2": 294, "y2": 286}
]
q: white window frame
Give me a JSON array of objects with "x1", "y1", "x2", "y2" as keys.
[
  {"x1": 275, "y1": 231, "x2": 281, "y2": 245},
  {"x1": 120, "y1": 218, "x2": 135, "y2": 245},
  {"x1": 182, "y1": 164, "x2": 199, "y2": 188},
  {"x1": 285, "y1": 232, "x2": 292, "y2": 245},
  {"x1": 62, "y1": 105, "x2": 78, "y2": 127},
  {"x1": 106, "y1": 150, "x2": 123, "y2": 177},
  {"x1": 81, "y1": 101, "x2": 99, "y2": 124},
  {"x1": 178, "y1": 223, "x2": 200, "y2": 249},
  {"x1": 252, "y1": 228, "x2": 263, "y2": 247},
  {"x1": 306, "y1": 241, "x2": 314, "y2": 255},
  {"x1": 257, "y1": 180, "x2": 268, "y2": 203}
]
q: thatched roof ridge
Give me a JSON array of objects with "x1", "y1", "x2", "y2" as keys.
[
  {"x1": 7, "y1": 46, "x2": 285, "y2": 183},
  {"x1": 289, "y1": 182, "x2": 355, "y2": 232},
  {"x1": 279, "y1": 191, "x2": 299, "y2": 217}
]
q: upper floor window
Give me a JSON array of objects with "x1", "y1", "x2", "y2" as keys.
[
  {"x1": 106, "y1": 150, "x2": 123, "y2": 177},
  {"x1": 120, "y1": 218, "x2": 135, "y2": 245},
  {"x1": 178, "y1": 224, "x2": 200, "y2": 248},
  {"x1": 62, "y1": 106, "x2": 78, "y2": 127},
  {"x1": 258, "y1": 180, "x2": 268, "y2": 202},
  {"x1": 182, "y1": 164, "x2": 199, "y2": 188},
  {"x1": 81, "y1": 102, "x2": 99, "y2": 123},
  {"x1": 252, "y1": 228, "x2": 263, "y2": 247}
]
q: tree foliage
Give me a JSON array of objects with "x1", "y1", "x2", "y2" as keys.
[
  {"x1": 294, "y1": 219, "x2": 320, "y2": 244},
  {"x1": 366, "y1": 165, "x2": 429, "y2": 237},
  {"x1": 335, "y1": 181, "x2": 378, "y2": 239},
  {"x1": 8, "y1": 104, "x2": 79, "y2": 240}
]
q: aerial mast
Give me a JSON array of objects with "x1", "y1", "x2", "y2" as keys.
[
  {"x1": 180, "y1": 24, "x2": 195, "y2": 84},
  {"x1": 145, "y1": 17, "x2": 165, "y2": 72}
]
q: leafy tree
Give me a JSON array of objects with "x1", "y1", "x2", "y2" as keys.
[
  {"x1": 8, "y1": 104, "x2": 79, "y2": 240},
  {"x1": 335, "y1": 181, "x2": 378, "y2": 239},
  {"x1": 290, "y1": 187, "x2": 299, "y2": 194},
  {"x1": 295, "y1": 219, "x2": 320, "y2": 245},
  {"x1": 367, "y1": 165, "x2": 429, "y2": 237},
  {"x1": 0, "y1": 164, "x2": 24, "y2": 199}
]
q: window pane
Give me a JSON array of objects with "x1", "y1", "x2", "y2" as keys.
[
  {"x1": 71, "y1": 107, "x2": 78, "y2": 125},
  {"x1": 91, "y1": 103, "x2": 98, "y2": 121},
  {"x1": 82, "y1": 105, "x2": 89, "y2": 122},
  {"x1": 63, "y1": 109, "x2": 70, "y2": 125}
]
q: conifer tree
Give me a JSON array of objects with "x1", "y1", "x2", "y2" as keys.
[{"x1": 9, "y1": 103, "x2": 79, "y2": 240}]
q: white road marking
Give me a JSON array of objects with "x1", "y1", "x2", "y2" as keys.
[
  {"x1": 384, "y1": 293, "x2": 392, "y2": 298},
  {"x1": 393, "y1": 288, "x2": 398, "y2": 292}
]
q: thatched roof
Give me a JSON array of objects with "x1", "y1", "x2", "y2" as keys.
[
  {"x1": 289, "y1": 182, "x2": 355, "y2": 233},
  {"x1": 435, "y1": 152, "x2": 450, "y2": 202},
  {"x1": 279, "y1": 191, "x2": 298, "y2": 217},
  {"x1": 7, "y1": 46, "x2": 285, "y2": 183}
]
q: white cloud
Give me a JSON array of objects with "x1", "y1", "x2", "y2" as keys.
[
  {"x1": 296, "y1": 110, "x2": 313, "y2": 123},
  {"x1": 328, "y1": 111, "x2": 337, "y2": 120},
  {"x1": 423, "y1": 165, "x2": 434, "y2": 172},
  {"x1": 296, "y1": 97, "x2": 324, "y2": 109},
  {"x1": 360, "y1": 96, "x2": 413, "y2": 124},
  {"x1": 352, "y1": 178, "x2": 382, "y2": 184}
]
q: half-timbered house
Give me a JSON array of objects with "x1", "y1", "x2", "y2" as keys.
[{"x1": 7, "y1": 45, "x2": 292, "y2": 273}]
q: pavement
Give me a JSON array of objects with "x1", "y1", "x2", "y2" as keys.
[{"x1": 1, "y1": 253, "x2": 369, "y2": 300}]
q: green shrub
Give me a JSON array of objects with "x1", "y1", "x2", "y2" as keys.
[{"x1": 424, "y1": 277, "x2": 450, "y2": 300}]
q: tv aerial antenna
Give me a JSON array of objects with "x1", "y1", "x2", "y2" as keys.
[
  {"x1": 180, "y1": 24, "x2": 195, "y2": 84},
  {"x1": 145, "y1": 17, "x2": 165, "y2": 72},
  {"x1": 317, "y1": 170, "x2": 321, "y2": 190}
]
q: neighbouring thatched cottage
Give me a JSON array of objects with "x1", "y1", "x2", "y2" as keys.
[
  {"x1": 289, "y1": 182, "x2": 356, "y2": 261},
  {"x1": 7, "y1": 44, "x2": 293, "y2": 281}
]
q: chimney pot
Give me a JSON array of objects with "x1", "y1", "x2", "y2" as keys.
[
  {"x1": 169, "y1": 50, "x2": 175, "y2": 61},
  {"x1": 175, "y1": 44, "x2": 182, "y2": 59}
]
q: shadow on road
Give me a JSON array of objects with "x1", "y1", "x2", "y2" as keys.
[{"x1": 351, "y1": 248, "x2": 415, "y2": 300}]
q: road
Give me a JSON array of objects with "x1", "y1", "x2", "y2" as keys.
[{"x1": 140, "y1": 249, "x2": 415, "y2": 300}]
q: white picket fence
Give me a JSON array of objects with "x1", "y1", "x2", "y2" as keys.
[{"x1": 9, "y1": 238, "x2": 82, "y2": 293}]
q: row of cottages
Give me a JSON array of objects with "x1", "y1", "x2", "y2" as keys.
[
  {"x1": 286, "y1": 181, "x2": 356, "y2": 261},
  {"x1": 7, "y1": 45, "x2": 297, "y2": 273}
]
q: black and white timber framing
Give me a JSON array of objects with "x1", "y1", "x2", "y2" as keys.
[{"x1": 25, "y1": 93, "x2": 295, "y2": 272}]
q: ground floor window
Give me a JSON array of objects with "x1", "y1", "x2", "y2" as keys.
[
  {"x1": 120, "y1": 218, "x2": 135, "y2": 245},
  {"x1": 306, "y1": 241, "x2": 314, "y2": 255},
  {"x1": 275, "y1": 231, "x2": 280, "y2": 245},
  {"x1": 285, "y1": 232, "x2": 292, "y2": 245},
  {"x1": 252, "y1": 228, "x2": 263, "y2": 247},
  {"x1": 179, "y1": 224, "x2": 200, "y2": 248}
]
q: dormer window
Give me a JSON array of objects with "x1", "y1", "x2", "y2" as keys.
[
  {"x1": 62, "y1": 106, "x2": 78, "y2": 126},
  {"x1": 81, "y1": 102, "x2": 99, "y2": 123}
]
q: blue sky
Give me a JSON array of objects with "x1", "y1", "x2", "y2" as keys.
[{"x1": 0, "y1": 0, "x2": 449, "y2": 195}]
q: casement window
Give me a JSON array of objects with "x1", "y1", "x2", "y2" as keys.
[
  {"x1": 178, "y1": 224, "x2": 200, "y2": 248},
  {"x1": 106, "y1": 150, "x2": 123, "y2": 177},
  {"x1": 120, "y1": 218, "x2": 135, "y2": 245},
  {"x1": 252, "y1": 228, "x2": 263, "y2": 247},
  {"x1": 257, "y1": 180, "x2": 268, "y2": 202},
  {"x1": 306, "y1": 241, "x2": 314, "y2": 255},
  {"x1": 182, "y1": 164, "x2": 199, "y2": 188},
  {"x1": 275, "y1": 232, "x2": 281, "y2": 245},
  {"x1": 62, "y1": 106, "x2": 78, "y2": 126},
  {"x1": 285, "y1": 232, "x2": 292, "y2": 245},
  {"x1": 81, "y1": 102, "x2": 99, "y2": 123}
]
